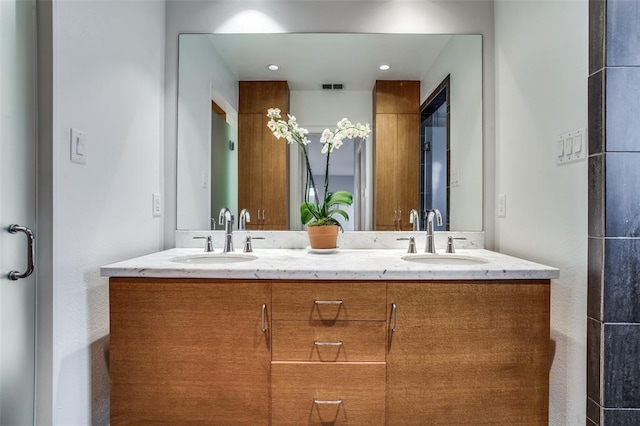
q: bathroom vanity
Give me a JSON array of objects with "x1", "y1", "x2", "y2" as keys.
[{"x1": 102, "y1": 245, "x2": 557, "y2": 425}]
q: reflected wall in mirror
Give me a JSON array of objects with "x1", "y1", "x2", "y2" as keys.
[{"x1": 176, "y1": 33, "x2": 483, "y2": 231}]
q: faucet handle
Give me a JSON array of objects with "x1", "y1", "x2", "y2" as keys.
[
  {"x1": 397, "y1": 236, "x2": 417, "y2": 254},
  {"x1": 243, "y1": 236, "x2": 265, "y2": 253},
  {"x1": 445, "y1": 236, "x2": 466, "y2": 254},
  {"x1": 193, "y1": 235, "x2": 214, "y2": 252}
]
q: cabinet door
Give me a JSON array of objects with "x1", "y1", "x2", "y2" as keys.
[
  {"x1": 110, "y1": 278, "x2": 271, "y2": 425},
  {"x1": 396, "y1": 114, "x2": 419, "y2": 231},
  {"x1": 238, "y1": 113, "x2": 263, "y2": 230},
  {"x1": 261, "y1": 115, "x2": 289, "y2": 230},
  {"x1": 374, "y1": 114, "x2": 398, "y2": 229},
  {"x1": 387, "y1": 282, "x2": 550, "y2": 425}
]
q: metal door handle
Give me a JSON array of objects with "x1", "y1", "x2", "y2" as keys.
[{"x1": 8, "y1": 224, "x2": 35, "y2": 280}]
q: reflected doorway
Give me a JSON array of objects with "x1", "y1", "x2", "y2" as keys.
[
  {"x1": 420, "y1": 75, "x2": 450, "y2": 231},
  {"x1": 300, "y1": 133, "x2": 364, "y2": 231}
]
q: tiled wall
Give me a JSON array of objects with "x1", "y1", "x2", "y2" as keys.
[{"x1": 587, "y1": 0, "x2": 640, "y2": 424}]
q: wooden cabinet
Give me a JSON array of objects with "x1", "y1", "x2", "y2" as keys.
[
  {"x1": 271, "y1": 282, "x2": 387, "y2": 424},
  {"x1": 373, "y1": 81, "x2": 420, "y2": 231},
  {"x1": 387, "y1": 281, "x2": 550, "y2": 425},
  {"x1": 109, "y1": 278, "x2": 550, "y2": 425},
  {"x1": 238, "y1": 81, "x2": 289, "y2": 230},
  {"x1": 109, "y1": 278, "x2": 270, "y2": 425}
]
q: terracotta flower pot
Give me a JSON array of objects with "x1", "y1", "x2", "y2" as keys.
[{"x1": 307, "y1": 225, "x2": 339, "y2": 249}]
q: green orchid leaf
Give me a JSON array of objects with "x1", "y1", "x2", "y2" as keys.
[
  {"x1": 330, "y1": 208, "x2": 350, "y2": 221},
  {"x1": 325, "y1": 190, "x2": 353, "y2": 207}
]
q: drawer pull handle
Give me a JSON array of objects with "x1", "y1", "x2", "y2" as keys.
[
  {"x1": 391, "y1": 303, "x2": 397, "y2": 332},
  {"x1": 314, "y1": 340, "x2": 343, "y2": 346},
  {"x1": 261, "y1": 303, "x2": 267, "y2": 333},
  {"x1": 314, "y1": 300, "x2": 343, "y2": 305},
  {"x1": 314, "y1": 398, "x2": 343, "y2": 405}
]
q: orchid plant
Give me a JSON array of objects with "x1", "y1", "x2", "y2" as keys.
[{"x1": 267, "y1": 108, "x2": 371, "y2": 229}]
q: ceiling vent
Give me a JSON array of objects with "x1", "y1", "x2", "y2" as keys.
[{"x1": 322, "y1": 83, "x2": 344, "y2": 90}]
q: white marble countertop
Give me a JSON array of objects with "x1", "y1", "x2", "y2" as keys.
[{"x1": 100, "y1": 247, "x2": 559, "y2": 281}]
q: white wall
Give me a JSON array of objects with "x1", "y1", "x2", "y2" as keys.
[
  {"x1": 164, "y1": 0, "x2": 496, "y2": 247},
  {"x1": 422, "y1": 36, "x2": 483, "y2": 231},
  {"x1": 176, "y1": 35, "x2": 237, "y2": 229},
  {"x1": 49, "y1": 1, "x2": 165, "y2": 424},
  {"x1": 494, "y1": 1, "x2": 588, "y2": 424}
]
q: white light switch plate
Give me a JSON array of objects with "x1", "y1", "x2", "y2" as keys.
[
  {"x1": 70, "y1": 128, "x2": 87, "y2": 165},
  {"x1": 556, "y1": 128, "x2": 586, "y2": 165}
]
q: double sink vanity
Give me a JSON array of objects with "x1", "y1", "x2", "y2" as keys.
[{"x1": 101, "y1": 231, "x2": 558, "y2": 425}]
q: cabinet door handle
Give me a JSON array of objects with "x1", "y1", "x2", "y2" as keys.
[
  {"x1": 8, "y1": 224, "x2": 35, "y2": 280},
  {"x1": 262, "y1": 209, "x2": 266, "y2": 222},
  {"x1": 314, "y1": 398, "x2": 343, "y2": 405},
  {"x1": 261, "y1": 303, "x2": 267, "y2": 333},
  {"x1": 398, "y1": 210, "x2": 402, "y2": 230},
  {"x1": 314, "y1": 300, "x2": 343, "y2": 305},
  {"x1": 314, "y1": 341, "x2": 343, "y2": 346},
  {"x1": 391, "y1": 303, "x2": 397, "y2": 332}
]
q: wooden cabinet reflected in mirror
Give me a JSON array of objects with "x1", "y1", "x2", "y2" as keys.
[
  {"x1": 373, "y1": 80, "x2": 420, "y2": 231},
  {"x1": 238, "y1": 81, "x2": 290, "y2": 230}
]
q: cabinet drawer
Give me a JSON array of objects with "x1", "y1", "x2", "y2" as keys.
[
  {"x1": 271, "y1": 362, "x2": 386, "y2": 425},
  {"x1": 272, "y1": 282, "x2": 386, "y2": 321},
  {"x1": 272, "y1": 321, "x2": 386, "y2": 362}
]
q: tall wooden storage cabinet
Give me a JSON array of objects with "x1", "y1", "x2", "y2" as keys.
[
  {"x1": 238, "y1": 81, "x2": 290, "y2": 230},
  {"x1": 373, "y1": 80, "x2": 420, "y2": 231}
]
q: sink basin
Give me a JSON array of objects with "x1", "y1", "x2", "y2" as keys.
[
  {"x1": 401, "y1": 254, "x2": 489, "y2": 266},
  {"x1": 171, "y1": 253, "x2": 258, "y2": 264}
]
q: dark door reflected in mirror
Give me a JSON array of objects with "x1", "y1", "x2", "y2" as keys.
[{"x1": 420, "y1": 76, "x2": 450, "y2": 232}]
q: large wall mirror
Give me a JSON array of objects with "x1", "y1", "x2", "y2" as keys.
[{"x1": 176, "y1": 33, "x2": 483, "y2": 231}]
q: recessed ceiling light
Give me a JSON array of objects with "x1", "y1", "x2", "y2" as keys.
[
  {"x1": 267, "y1": 64, "x2": 279, "y2": 71},
  {"x1": 379, "y1": 64, "x2": 391, "y2": 71}
]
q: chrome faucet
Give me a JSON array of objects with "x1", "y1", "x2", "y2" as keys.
[
  {"x1": 425, "y1": 208, "x2": 442, "y2": 254},
  {"x1": 239, "y1": 208, "x2": 250, "y2": 230},
  {"x1": 218, "y1": 207, "x2": 234, "y2": 253},
  {"x1": 409, "y1": 209, "x2": 420, "y2": 231}
]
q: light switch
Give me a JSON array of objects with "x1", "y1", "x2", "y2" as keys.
[
  {"x1": 564, "y1": 137, "x2": 573, "y2": 155},
  {"x1": 573, "y1": 134, "x2": 583, "y2": 153},
  {"x1": 556, "y1": 128, "x2": 587, "y2": 166},
  {"x1": 70, "y1": 128, "x2": 87, "y2": 165},
  {"x1": 557, "y1": 139, "x2": 565, "y2": 157}
]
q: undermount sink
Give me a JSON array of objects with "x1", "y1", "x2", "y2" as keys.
[
  {"x1": 171, "y1": 253, "x2": 258, "y2": 264},
  {"x1": 401, "y1": 254, "x2": 489, "y2": 266}
]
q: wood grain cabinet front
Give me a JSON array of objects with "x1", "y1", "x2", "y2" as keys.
[
  {"x1": 272, "y1": 320, "x2": 386, "y2": 362},
  {"x1": 109, "y1": 278, "x2": 551, "y2": 425},
  {"x1": 109, "y1": 278, "x2": 271, "y2": 425},
  {"x1": 271, "y1": 363, "x2": 386, "y2": 426},
  {"x1": 386, "y1": 281, "x2": 550, "y2": 426},
  {"x1": 271, "y1": 281, "x2": 387, "y2": 321}
]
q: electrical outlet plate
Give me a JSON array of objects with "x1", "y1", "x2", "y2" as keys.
[
  {"x1": 152, "y1": 193, "x2": 162, "y2": 217},
  {"x1": 497, "y1": 193, "x2": 506, "y2": 218}
]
